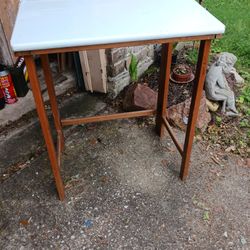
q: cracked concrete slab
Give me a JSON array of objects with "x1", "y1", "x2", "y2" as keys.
[
  {"x1": 0, "y1": 71, "x2": 75, "y2": 127},
  {"x1": 0, "y1": 99, "x2": 249, "y2": 249},
  {"x1": 0, "y1": 92, "x2": 106, "y2": 174}
]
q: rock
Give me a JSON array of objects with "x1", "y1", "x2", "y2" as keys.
[
  {"x1": 225, "y1": 72, "x2": 237, "y2": 90},
  {"x1": 206, "y1": 99, "x2": 219, "y2": 112},
  {"x1": 246, "y1": 159, "x2": 250, "y2": 168},
  {"x1": 123, "y1": 83, "x2": 157, "y2": 111},
  {"x1": 225, "y1": 71, "x2": 244, "y2": 90},
  {"x1": 225, "y1": 145, "x2": 236, "y2": 153},
  {"x1": 168, "y1": 91, "x2": 211, "y2": 132},
  {"x1": 175, "y1": 42, "x2": 194, "y2": 52},
  {"x1": 231, "y1": 69, "x2": 244, "y2": 84},
  {"x1": 223, "y1": 232, "x2": 228, "y2": 238}
]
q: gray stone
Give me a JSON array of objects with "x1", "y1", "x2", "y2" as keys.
[
  {"x1": 107, "y1": 71, "x2": 131, "y2": 98},
  {"x1": 108, "y1": 59, "x2": 126, "y2": 77},
  {"x1": 174, "y1": 41, "x2": 194, "y2": 52},
  {"x1": 106, "y1": 48, "x2": 128, "y2": 64},
  {"x1": 129, "y1": 46, "x2": 145, "y2": 54}
]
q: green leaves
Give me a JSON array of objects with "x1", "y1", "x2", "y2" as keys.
[
  {"x1": 215, "y1": 116, "x2": 222, "y2": 126},
  {"x1": 129, "y1": 54, "x2": 139, "y2": 82},
  {"x1": 205, "y1": 0, "x2": 250, "y2": 69},
  {"x1": 240, "y1": 85, "x2": 250, "y2": 103}
]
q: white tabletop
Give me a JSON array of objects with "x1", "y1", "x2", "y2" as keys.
[{"x1": 11, "y1": 0, "x2": 225, "y2": 52}]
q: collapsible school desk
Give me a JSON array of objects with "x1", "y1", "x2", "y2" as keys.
[{"x1": 11, "y1": 0, "x2": 225, "y2": 200}]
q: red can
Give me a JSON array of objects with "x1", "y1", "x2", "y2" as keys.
[{"x1": 0, "y1": 70, "x2": 17, "y2": 104}]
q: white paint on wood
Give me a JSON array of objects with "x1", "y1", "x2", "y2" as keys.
[{"x1": 11, "y1": 0, "x2": 225, "y2": 52}]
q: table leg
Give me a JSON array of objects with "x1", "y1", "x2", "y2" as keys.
[
  {"x1": 40, "y1": 54, "x2": 65, "y2": 152},
  {"x1": 180, "y1": 39, "x2": 211, "y2": 180},
  {"x1": 156, "y1": 43, "x2": 173, "y2": 138},
  {"x1": 24, "y1": 55, "x2": 65, "y2": 200}
]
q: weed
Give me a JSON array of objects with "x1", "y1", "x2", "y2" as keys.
[
  {"x1": 215, "y1": 116, "x2": 222, "y2": 126},
  {"x1": 185, "y1": 49, "x2": 198, "y2": 65}
]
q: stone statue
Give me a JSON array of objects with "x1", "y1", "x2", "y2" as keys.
[{"x1": 205, "y1": 52, "x2": 240, "y2": 116}]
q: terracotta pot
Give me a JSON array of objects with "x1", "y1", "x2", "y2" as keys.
[{"x1": 172, "y1": 64, "x2": 192, "y2": 82}]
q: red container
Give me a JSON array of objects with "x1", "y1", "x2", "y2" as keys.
[{"x1": 0, "y1": 70, "x2": 17, "y2": 104}]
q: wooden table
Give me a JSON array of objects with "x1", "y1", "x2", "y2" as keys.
[{"x1": 11, "y1": 0, "x2": 225, "y2": 200}]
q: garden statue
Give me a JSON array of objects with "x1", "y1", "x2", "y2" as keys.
[{"x1": 205, "y1": 52, "x2": 239, "y2": 116}]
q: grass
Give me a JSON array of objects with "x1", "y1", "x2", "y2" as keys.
[
  {"x1": 195, "y1": 0, "x2": 250, "y2": 157},
  {"x1": 204, "y1": 0, "x2": 250, "y2": 71}
]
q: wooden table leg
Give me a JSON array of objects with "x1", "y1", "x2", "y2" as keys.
[
  {"x1": 156, "y1": 43, "x2": 173, "y2": 138},
  {"x1": 40, "y1": 54, "x2": 65, "y2": 152},
  {"x1": 180, "y1": 39, "x2": 211, "y2": 180},
  {"x1": 24, "y1": 55, "x2": 65, "y2": 201}
]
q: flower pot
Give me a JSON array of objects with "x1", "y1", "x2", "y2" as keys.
[{"x1": 172, "y1": 64, "x2": 193, "y2": 83}]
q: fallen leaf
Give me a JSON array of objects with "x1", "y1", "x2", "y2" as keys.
[
  {"x1": 89, "y1": 138, "x2": 98, "y2": 145},
  {"x1": 225, "y1": 145, "x2": 236, "y2": 152},
  {"x1": 20, "y1": 220, "x2": 29, "y2": 227},
  {"x1": 237, "y1": 159, "x2": 250, "y2": 168},
  {"x1": 211, "y1": 156, "x2": 223, "y2": 166},
  {"x1": 100, "y1": 176, "x2": 109, "y2": 183}
]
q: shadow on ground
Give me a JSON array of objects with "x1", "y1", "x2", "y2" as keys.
[{"x1": 0, "y1": 94, "x2": 249, "y2": 249}]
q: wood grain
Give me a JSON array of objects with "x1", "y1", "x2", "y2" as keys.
[
  {"x1": 162, "y1": 117, "x2": 183, "y2": 156},
  {"x1": 61, "y1": 110, "x2": 156, "y2": 126},
  {"x1": 155, "y1": 43, "x2": 172, "y2": 137},
  {"x1": 180, "y1": 39, "x2": 211, "y2": 180},
  {"x1": 0, "y1": 0, "x2": 19, "y2": 65},
  {"x1": 24, "y1": 55, "x2": 65, "y2": 200}
]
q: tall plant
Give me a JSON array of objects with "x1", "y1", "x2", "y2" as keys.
[{"x1": 129, "y1": 54, "x2": 139, "y2": 82}]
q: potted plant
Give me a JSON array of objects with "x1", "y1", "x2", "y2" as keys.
[{"x1": 171, "y1": 64, "x2": 194, "y2": 83}]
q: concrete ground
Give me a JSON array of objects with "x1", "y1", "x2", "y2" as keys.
[
  {"x1": 0, "y1": 69, "x2": 75, "y2": 127},
  {"x1": 0, "y1": 92, "x2": 249, "y2": 249}
]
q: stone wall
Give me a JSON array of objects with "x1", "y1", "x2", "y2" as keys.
[{"x1": 106, "y1": 45, "x2": 155, "y2": 98}]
